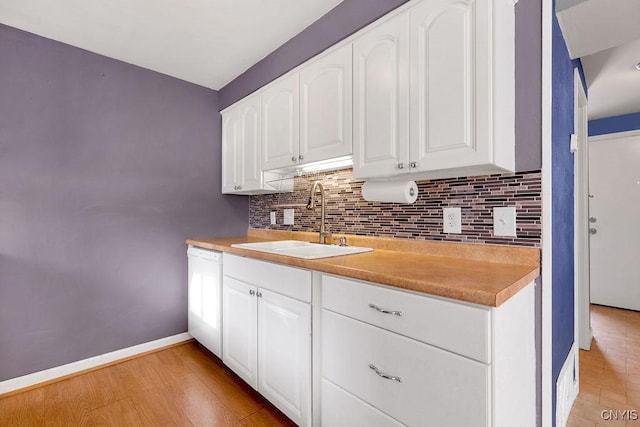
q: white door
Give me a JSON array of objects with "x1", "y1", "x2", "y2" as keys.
[
  {"x1": 257, "y1": 288, "x2": 311, "y2": 427},
  {"x1": 221, "y1": 108, "x2": 239, "y2": 193},
  {"x1": 262, "y1": 73, "x2": 300, "y2": 170},
  {"x1": 222, "y1": 276, "x2": 258, "y2": 389},
  {"x1": 573, "y1": 69, "x2": 592, "y2": 350},
  {"x1": 238, "y1": 94, "x2": 262, "y2": 192},
  {"x1": 409, "y1": 0, "x2": 490, "y2": 172},
  {"x1": 352, "y1": 13, "x2": 410, "y2": 179},
  {"x1": 300, "y1": 44, "x2": 353, "y2": 164},
  {"x1": 589, "y1": 132, "x2": 640, "y2": 311}
]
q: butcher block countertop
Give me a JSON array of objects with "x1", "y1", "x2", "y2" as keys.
[{"x1": 187, "y1": 229, "x2": 540, "y2": 307}]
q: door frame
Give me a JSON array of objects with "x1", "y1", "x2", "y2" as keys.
[
  {"x1": 573, "y1": 69, "x2": 592, "y2": 351},
  {"x1": 541, "y1": 0, "x2": 553, "y2": 424}
]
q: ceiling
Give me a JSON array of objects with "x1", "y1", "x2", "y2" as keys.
[
  {"x1": 556, "y1": 0, "x2": 640, "y2": 119},
  {"x1": 2, "y1": 0, "x2": 637, "y2": 119},
  {"x1": 0, "y1": 0, "x2": 343, "y2": 90}
]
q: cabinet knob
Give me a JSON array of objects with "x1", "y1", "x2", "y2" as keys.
[
  {"x1": 249, "y1": 289, "x2": 255, "y2": 296},
  {"x1": 410, "y1": 162, "x2": 417, "y2": 168},
  {"x1": 237, "y1": 185, "x2": 242, "y2": 190},
  {"x1": 397, "y1": 163, "x2": 404, "y2": 169},
  {"x1": 256, "y1": 291, "x2": 263, "y2": 298},
  {"x1": 234, "y1": 185, "x2": 238, "y2": 190},
  {"x1": 299, "y1": 155, "x2": 304, "y2": 161},
  {"x1": 291, "y1": 156, "x2": 297, "y2": 162}
]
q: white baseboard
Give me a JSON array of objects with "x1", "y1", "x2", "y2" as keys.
[
  {"x1": 0, "y1": 332, "x2": 192, "y2": 395},
  {"x1": 556, "y1": 343, "x2": 579, "y2": 427}
]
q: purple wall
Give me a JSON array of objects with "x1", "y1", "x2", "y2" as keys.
[
  {"x1": 220, "y1": 0, "x2": 542, "y2": 172},
  {"x1": 219, "y1": 0, "x2": 410, "y2": 109},
  {"x1": 0, "y1": 24, "x2": 248, "y2": 382}
]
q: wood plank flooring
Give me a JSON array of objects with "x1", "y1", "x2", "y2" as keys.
[
  {"x1": 4, "y1": 304, "x2": 637, "y2": 426},
  {"x1": 568, "y1": 304, "x2": 640, "y2": 426},
  {"x1": 0, "y1": 341, "x2": 295, "y2": 426}
]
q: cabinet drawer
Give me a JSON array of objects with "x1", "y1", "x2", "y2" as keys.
[
  {"x1": 322, "y1": 379, "x2": 403, "y2": 427},
  {"x1": 322, "y1": 310, "x2": 489, "y2": 427},
  {"x1": 322, "y1": 274, "x2": 490, "y2": 362},
  {"x1": 224, "y1": 254, "x2": 311, "y2": 302}
]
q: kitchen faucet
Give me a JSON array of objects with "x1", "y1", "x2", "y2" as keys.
[{"x1": 306, "y1": 181, "x2": 332, "y2": 244}]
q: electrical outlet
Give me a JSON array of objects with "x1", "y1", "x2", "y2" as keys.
[
  {"x1": 283, "y1": 209, "x2": 295, "y2": 225},
  {"x1": 443, "y1": 207, "x2": 462, "y2": 234},
  {"x1": 270, "y1": 211, "x2": 277, "y2": 225},
  {"x1": 493, "y1": 207, "x2": 517, "y2": 237}
]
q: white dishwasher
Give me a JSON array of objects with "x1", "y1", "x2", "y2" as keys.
[{"x1": 187, "y1": 245, "x2": 222, "y2": 357}]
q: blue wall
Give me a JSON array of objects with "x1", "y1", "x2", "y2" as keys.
[
  {"x1": 551, "y1": 10, "x2": 583, "y2": 426},
  {"x1": 589, "y1": 112, "x2": 640, "y2": 136}
]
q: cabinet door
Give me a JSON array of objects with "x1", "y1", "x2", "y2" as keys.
[
  {"x1": 222, "y1": 276, "x2": 258, "y2": 389},
  {"x1": 300, "y1": 44, "x2": 352, "y2": 164},
  {"x1": 262, "y1": 73, "x2": 300, "y2": 170},
  {"x1": 352, "y1": 13, "x2": 410, "y2": 179},
  {"x1": 238, "y1": 94, "x2": 262, "y2": 191},
  {"x1": 221, "y1": 108, "x2": 239, "y2": 193},
  {"x1": 258, "y1": 289, "x2": 311, "y2": 427},
  {"x1": 409, "y1": 0, "x2": 491, "y2": 172}
]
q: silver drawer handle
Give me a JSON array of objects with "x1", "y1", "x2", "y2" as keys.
[
  {"x1": 369, "y1": 303, "x2": 402, "y2": 317},
  {"x1": 369, "y1": 364, "x2": 402, "y2": 383}
]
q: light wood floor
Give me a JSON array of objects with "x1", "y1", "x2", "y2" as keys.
[
  {"x1": 0, "y1": 341, "x2": 295, "y2": 426},
  {"x1": 568, "y1": 304, "x2": 640, "y2": 426},
  {"x1": 4, "y1": 305, "x2": 638, "y2": 426}
]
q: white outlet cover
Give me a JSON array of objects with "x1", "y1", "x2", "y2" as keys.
[
  {"x1": 270, "y1": 211, "x2": 277, "y2": 225},
  {"x1": 493, "y1": 207, "x2": 517, "y2": 237},
  {"x1": 443, "y1": 207, "x2": 462, "y2": 234},
  {"x1": 283, "y1": 209, "x2": 295, "y2": 225}
]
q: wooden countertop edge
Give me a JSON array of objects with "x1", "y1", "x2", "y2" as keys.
[
  {"x1": 185, "y1": 237, "x2": 540, "y2": 308},
  {"x1": 246, "y1": 228, "x2": 540, "y2": 267}
]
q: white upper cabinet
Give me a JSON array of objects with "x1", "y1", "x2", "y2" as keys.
[
  {"x1": 223, "y1": 0, "x2": 517, "y2": 184},
  {"x1": 352, "y1": 14, "x2": 410, "y2": 179},
  {"x1": 300, "y1": 44, "x2": 353, "y2": 165},
  {"x1": 354, "y1": 0, "x2": 516, "y2": 180},
  {"x1": 410, "y1": 0, "x2": 482, "y2": 172},
  {"x1": 261, "y1": 73, "x2": 300, "y2": 170},
  {"x1": 221, "y1": 107, "x2": 240, "y2": 193},
  {"x1": 222, "y1": 94, "x2": 262, "y2": 194},
  {"x1": 222, "y1": 94, "x2": 292, "y2": 195}
]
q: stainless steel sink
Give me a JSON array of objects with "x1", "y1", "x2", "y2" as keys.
[{"x1": 231, "y1": 240, "x2": 373, "y2": 259}]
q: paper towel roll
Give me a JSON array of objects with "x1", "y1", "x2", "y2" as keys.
[{"x1": 361, "y1": 180, "x2": 418, "y2": 204}]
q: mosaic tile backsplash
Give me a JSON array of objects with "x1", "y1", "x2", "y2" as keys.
[{"x1": 249, "y1": 168, "x2": 542, "y2": 247}]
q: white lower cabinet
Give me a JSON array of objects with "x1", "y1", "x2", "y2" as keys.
[
  {"x1": 220, "y1": 254, "x2": 534, "y2": 427},
  {"x1": 222, "y1": 254, "x2": 312, "y2": 427},
  {"x1": 320, "y1": 274, "x2": 535, "y2": 427},
  {"x1": 323, "y1": 309, "x2": 489, "y2": 427},
  {"x1": 222, "y1": 276, "x2": 258, "y2": 388},
  {"x1": 258, "y1": 288, "x2": 311, "y2": 423}
]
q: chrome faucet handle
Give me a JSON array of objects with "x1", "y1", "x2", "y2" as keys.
[{"x1": 333, "y1": 236, "x2": 347, "y2": 247}]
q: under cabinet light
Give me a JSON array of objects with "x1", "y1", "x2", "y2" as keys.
[{"x1": 299, "y1": 156, "x2": 353, "y2": 174}]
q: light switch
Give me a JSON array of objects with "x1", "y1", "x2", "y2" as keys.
[
  {"x1": 283, "y1": 209, "x2": 295, "y2": 225},
  {"x1": 270, "y1": 211, "x2": 277, "y2": 225},
  {"x1": 493, "y1": 207, "x2": 517, "y2": 237}
]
